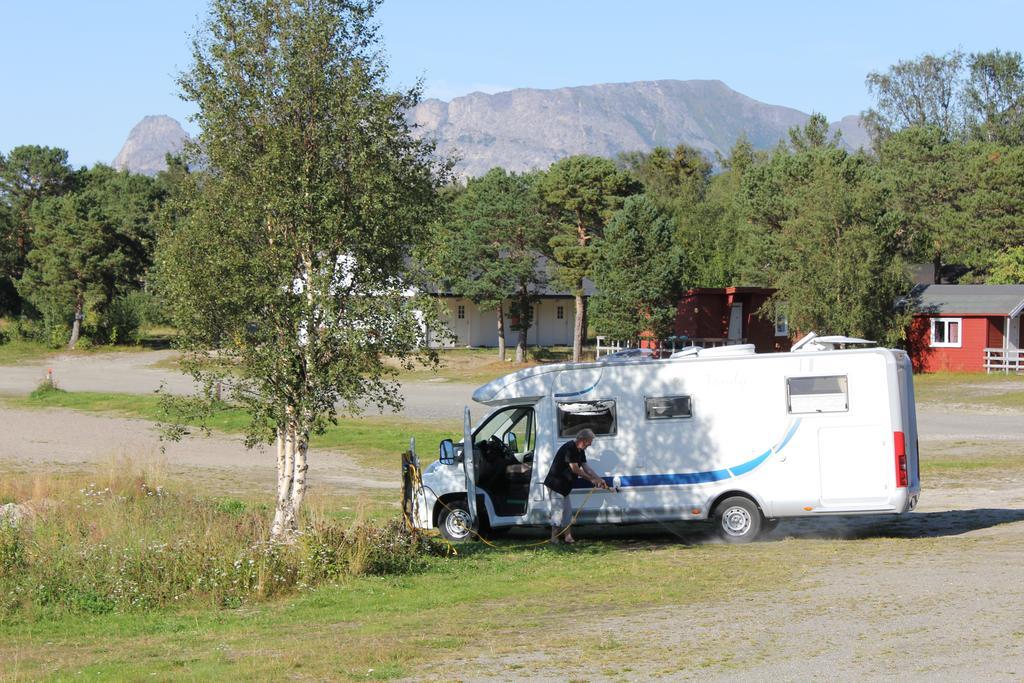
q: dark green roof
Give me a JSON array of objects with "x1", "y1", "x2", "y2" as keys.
[{"x1": 911, "y1": 285, "x2": 1024, "y2": 317}]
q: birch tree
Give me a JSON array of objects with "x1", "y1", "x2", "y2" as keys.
[{"x1": 158, "y1": 0, "x2": 446, "y2": 540}]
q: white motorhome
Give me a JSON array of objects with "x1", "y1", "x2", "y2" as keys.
[{"x1": 402, "y1": 335, "x2": 921, "y2": 543}]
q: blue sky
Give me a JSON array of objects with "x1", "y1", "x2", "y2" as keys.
[{"x1": 3, "y1": 0, "x2": 1023, "y2": 168}]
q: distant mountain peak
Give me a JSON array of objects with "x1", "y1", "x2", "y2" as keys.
[
  {"x1": 112, "y1": 115, "x2": 188, "y2": 176},
  {"x1": 409, "y1": 79, "x2": 868, "y2": 177},
  {"x1": 112, "y1": 81, "x2": 870, "y2": 178}
]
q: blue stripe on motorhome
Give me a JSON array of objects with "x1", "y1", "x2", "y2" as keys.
[
  {"x1": 727, "y1": 449, "x2": 772, "y2": 476},
  {"x1": 570, "y1": 419, "x2": 802, "y2": 490},
  {"x1": 773, "y1": 418, "x2": 802, "y2": 453},
  {"x1": 554, "y1": 381, "x2": 600, "y2": 398}
]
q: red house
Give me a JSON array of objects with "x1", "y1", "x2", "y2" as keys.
[
  {"x1": 907, "y1": 285, "x2": 1024, "y2": 373},
  {"x1": 672, "y1": 287, "x2": 791, "y2": 353}
]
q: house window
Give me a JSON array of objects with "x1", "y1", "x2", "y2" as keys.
[
  {"x1": 645, "y1": 396, "x2": 692, "y2": 420},
  {"x1": 457, "y1": 305, "x2": 465, "y2": 320},
  {"x1": 556, "y1": 305, "x2": 564, "y2": 320},
  {"x1": 930, "y1": 317, "x2": 962, "y2": 348},
  {"x1": 775, "y1": 312, "x2": 789, "y2": 337},
  {"x1": 787, "y1": 375, "x2": 849, "y2": 414},
  {"x1": 557, "y1": 400, "x2": 617, "y2": 438}
]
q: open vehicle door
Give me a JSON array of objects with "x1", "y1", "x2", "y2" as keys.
[{"x1": 462, "y1": 406, "x2": 477, "y2": 528}]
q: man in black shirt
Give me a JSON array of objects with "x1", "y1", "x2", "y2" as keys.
[{"x1": 543, "y1": 428, "x2": 608, "y2": 543}]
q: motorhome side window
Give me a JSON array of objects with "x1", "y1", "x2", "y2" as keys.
[
  {"x1": 787, "y1": 375, "x2": 849, "y2": 413},
  {"x1": 645, "y1": 396, "x2": 692, "y2": 420},
  {"x1": 557, "y1": 400, "x2": 616, "y2": 438}
]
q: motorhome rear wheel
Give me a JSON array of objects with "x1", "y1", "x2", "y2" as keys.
[{"x1": 714, "y1": 496, "x2": 763, "y2": 543}]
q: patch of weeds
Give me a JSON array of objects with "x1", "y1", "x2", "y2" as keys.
[
  {"x1": 29, "y1": 375, "x2": 64, "y2": 399},
  {"x1": 214, "y1": 498, "x2": 248, "y2": 515}
]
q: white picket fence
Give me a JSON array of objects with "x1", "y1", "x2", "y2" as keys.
[{"x1": 984, "y1": 347, "x2": 1024, "y2": 373}]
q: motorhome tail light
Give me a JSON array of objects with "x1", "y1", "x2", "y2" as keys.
[{"x1": 894, "y1": 431, "x2": 908, "y2": 488}]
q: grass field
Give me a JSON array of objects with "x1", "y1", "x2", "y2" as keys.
[
  {"x1": 3, "y1": 389, "x2": 461, "y2": 471},
  {"x1": 2, "y1": 359, "x2": 1022, "y2": 679},
  {"x1": 385, "y1": 346, "x2": 578, "y2": 385},
  {"x1": 0, "y1": 332, "x2": 176, "y2": 367},
  {"x1": 0, "y1": 456, "x2": 919, "y2": 681},
  {"x1": 913, "y1": 371, "x2": 1024, "y2": 409}
]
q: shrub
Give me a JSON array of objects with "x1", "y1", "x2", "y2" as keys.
[
  {"x1": 94, "y1": 291, "x2": 147, "y2": 345},
  {"x1": 30, "y1": 376, "x2": 63, "y2": 398},
  {"x1": 0, "y1": 523, "x2": 26, "y2": 577},
  {"x1": 0, "y1": 466, "x2": 448, "y2": 618},
  {"x1": 7, "y1": 316, "x2": 44, "y2": 343}
]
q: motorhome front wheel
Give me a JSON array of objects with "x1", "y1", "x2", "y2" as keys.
[
  {"x1": 438, "y1": 499, "x2": 477, "y2": 542},
  {"x1": 714, "y1": 496, "x2": 763, "y2": 543}
]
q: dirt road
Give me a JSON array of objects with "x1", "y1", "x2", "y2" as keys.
[
  {"x1": 0, "y1": 349, "x2": 475, "y2": 420},
  {"x1": 0, "y1": 406, "x2": 394, "y2": 495}
]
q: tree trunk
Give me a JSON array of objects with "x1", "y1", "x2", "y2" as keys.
[
  {"x1": 516, "y1": 325, "x2": 527, "y2": 363},
  {"x1": 496, "y1": 302, "x2": 506, "y2": 361},
  {"x1": 271, "y1": 410, "x2": 309, "y2": 541},
  {"x1": 573, "y1": 287, "x2": 585, "y2": 362},
  {"x1": 933, "y1": 253, "x2": 943, "y2": 284},
  {"x1": 574, "y1": 209, "x2": 589, "y2": 363},
  {"x1": 68, "y1": 296, "x2": 83, "y2": 350},
  {"x1": 516, "y1": 285, "x2": 530, "y2": 363}
]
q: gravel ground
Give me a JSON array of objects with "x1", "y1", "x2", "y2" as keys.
[
  {"x1": 0, "y1": 406, "x2": 395, "y2": 494},
  {"x1": 3, "y1": 351, "x2": 1024, "y2": 679},
  {"x1": 415, "y1": 472, "x2": 1024, "y2": 682},
  {"x1": 0, "y1": 349, "x2": 476, "y2": 420}
]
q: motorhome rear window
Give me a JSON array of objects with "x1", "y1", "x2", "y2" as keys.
[
  {"x1": 645, "y1": 396, "x2": 692, "y2": 420},
  {"x1": 557, "y1": 400, "x2": 617, "y2": 438},
  {"x1": 787, "y1": 375, "x2": 848, "y2": 413}
]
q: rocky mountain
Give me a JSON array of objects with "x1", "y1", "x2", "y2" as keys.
[
  {"x1": 114, "y1": 80, "x2": 870, "y2": 177},
  {"x1": 112, "y1": 115, "x2": 188, "y2": 176},
  {"x1": 410, "y1": 80, "x2": 869, "y2": 177}
]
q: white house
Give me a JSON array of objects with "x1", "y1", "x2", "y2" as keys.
[{"x1": 426, "y1": 259, "x2": 595, "y2": 348}]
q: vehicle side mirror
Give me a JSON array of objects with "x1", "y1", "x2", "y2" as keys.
[
  {"x1": 439, "y1": 439, "x2": 456, "y2": 465},
  {"x1": 504, "y1": 432, "x2": 518, "y2": 453}
]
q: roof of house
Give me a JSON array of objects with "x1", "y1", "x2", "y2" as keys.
[
  {"x1": 910, "y1": 284, "x2": 1024, "y2": 317},
  {"x1": 426, "y1": 255, "x2": 597, "y2": 298}
]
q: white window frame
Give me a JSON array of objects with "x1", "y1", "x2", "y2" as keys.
[
  {"x1": 930, "y1": 317, "x2": 962, "y2": 348},
  {"x1": 556, "y1": 305, "x2": 564, "y2": 320},
  {"x1": 774, "y1": 312, "x2": 789, "y2": 337},
  {"x1": 457, "y1": 304, "x2": 465, "y2": 320}
]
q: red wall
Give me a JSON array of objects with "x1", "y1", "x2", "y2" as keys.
[
  {"x1": 672, "y1": 288, "x2": 790, "y2": 353},
  {"x1": 909, "y1": 315, "x2": 1002, "y2": 373}
]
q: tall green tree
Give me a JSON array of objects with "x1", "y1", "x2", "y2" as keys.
[
  {"x1": 960, "y1": 143, "x2": 1024, "y2": 270},
  {"x1": 15, "y1": 165, "x2": 162, "y2": 347},
  {"x1": 964, "y1": 50, "x2": 1024, "y2": 144},
  {"x1": 987, "y1": 246, "x2": 1024, "y2": 284},
  {"x1": 589, "y1": 195, "x2": 685, "y2": 341},
  {"x1": 744, "y1": 118, "x2": 911, "y2": 345},
  {"x1": 421, "y1": 168, "x2": 548, "y2": 362},
  {"x1": 0, "y1": 146, "x2": 78, "y2": 313},
  {"x1": 676, "y1": 136, "x2": 767, "y2": 288},
  {"x1": 618, "y1": 144, "x2": 712, "y2": 209},
  {"x1": 876, "y1": 126, "x2": 972, "y2": 281},
  {"x1": 864, "y1": 50, "x2": 965, "y2": 144},
  {"x1": 421, "y1": 169, "x2": 552, "y2": 362},
  {"x1": 159, "y1": 0, "x2": 446, "y2": 539},
  {"x1": 540, "y1": 155, "x2": 641, "y2": 360}
]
